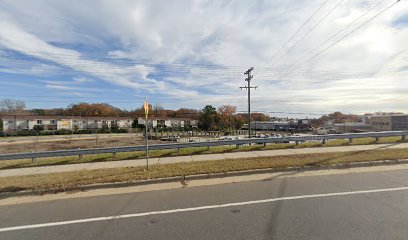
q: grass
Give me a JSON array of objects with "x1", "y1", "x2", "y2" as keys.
[
  {"x1": 1, "y1": 148, "x2": 408, "y2": 193},
  {"x1": 0, "y1": 136, "x2": 406, "y2": 170}
]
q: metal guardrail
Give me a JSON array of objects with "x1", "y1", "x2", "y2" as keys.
[
  {"x1": 0, "y1": 133, "x2": 143, "y2": 143},
  {"x1": 0, "y1": 131, "x2": 407, "y2": 161}
]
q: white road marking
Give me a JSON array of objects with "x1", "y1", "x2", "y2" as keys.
[{"x1": 1, "y1": 186, "x2": 407, "y2": 233}]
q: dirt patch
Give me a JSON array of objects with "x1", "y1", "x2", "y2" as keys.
[{"x1": 0, "y1": 137, "x2": 162, "y2": 154}]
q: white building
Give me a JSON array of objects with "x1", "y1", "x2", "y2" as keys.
[
  {"x1": 0, "y1": 115, "x2": 135, "y2": 132},
  {"x1": 137, "y1": 117, "x2": 198, "y2": 129}
]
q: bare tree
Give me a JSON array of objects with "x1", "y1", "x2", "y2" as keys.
[
  {"x1": 0, "y1": 99, "x2": 27, "y2": 115},
  {"x1": 153, "y1": 104, "x2": 166, "y2": 118}
]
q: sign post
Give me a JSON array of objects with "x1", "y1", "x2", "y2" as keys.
[{"x1": 144, "y1": 98, "x2": 149, "y2": 171}]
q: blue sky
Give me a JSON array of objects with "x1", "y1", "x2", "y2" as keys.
[{"x1": 0, "y1": 0, "x2": 407, "y2": 117}]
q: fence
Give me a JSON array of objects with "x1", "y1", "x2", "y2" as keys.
[{"x1": 0, "y1": 131, "x2": 407, "y2": 161}]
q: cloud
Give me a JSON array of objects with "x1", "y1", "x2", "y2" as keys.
[
  {"x1": 72, "y1": 77, "x2": 94, "y2": 83},
  {"x1": 0, "y1": 0, "x2": 407, "y2": 114}
]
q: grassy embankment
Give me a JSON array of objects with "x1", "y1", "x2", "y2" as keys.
[
  {"x1": 0, "y1": 136, "x2": 406, "y2": 170},
  {"x1": 1, "y1": 147, "x2": 408, "y2": 192}
]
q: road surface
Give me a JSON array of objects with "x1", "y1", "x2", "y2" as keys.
[{"x1": 0, "y1": 166, "x2": 407, "y2": 239}]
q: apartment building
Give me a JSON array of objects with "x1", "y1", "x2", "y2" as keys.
[
  {"x1": 0, "y1": 115, "x2": 135, "y2": 132},
  {"x1": 137, "y1": 117, "x2": 198, "y2": 129}
]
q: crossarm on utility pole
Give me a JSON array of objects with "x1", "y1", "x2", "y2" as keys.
[{"x1": 240, "y1": 67, "x2": 257, "y2": 139}]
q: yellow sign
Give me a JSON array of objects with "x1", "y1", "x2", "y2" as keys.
[
  {"x1": 144, "y1": 97, "x2": 149, "y2": 119},
  {"x1": 59, "y1": 120, "x2": 71, "y2": 128}
]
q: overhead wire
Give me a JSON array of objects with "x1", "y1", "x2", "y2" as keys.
[
  {"x1": 293, "y1": 0, "x2": 400, "y2": 67},
  {"x1": 0, "y1": 50, "x2": 246, "y2": 70},
  {"x1": 0, "y1": 56, "x2": 402, "y2": 78},
  {"x1": 258, "y1": 0, "x2": 329, "y2": 69},
  {"x1": 263, "y1": 0, "x2": 348, "y2": 71},
  {"x1": 0, "y1": 1, "x2": 403, "y2": 117},
  {"x1": 273, "y1": 0, "x2": 392, "y2": 80}
]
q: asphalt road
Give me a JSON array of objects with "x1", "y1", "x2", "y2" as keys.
[{"x1": 1, "y1": 168, "x2": 408, "y2": 239}]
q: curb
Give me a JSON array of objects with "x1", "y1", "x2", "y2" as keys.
[{"x1": 1, "y1": 158, "x2": 408, "y2": 198}]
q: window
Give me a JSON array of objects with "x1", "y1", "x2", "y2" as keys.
[
  {"x1": 50, "y1": 120, "x2": 56, "y2": 125},
  {"x1": 37, "y1": 120, "x2": 43, "y2": 124},
  {"x1": 7, "y1": 120, "x2": 13, "y2": 124}
]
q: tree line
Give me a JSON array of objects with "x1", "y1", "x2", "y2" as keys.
[
  {"x1": 1, "y1": 99, "x2": 371, "y2": 131},
  {"x1": 0, "y1": 99, "x2": 271, "y2": 131}
]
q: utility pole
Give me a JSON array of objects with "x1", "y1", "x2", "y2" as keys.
[{"x1": 240, "y1": 67, "x2": 257, "y2": 139}]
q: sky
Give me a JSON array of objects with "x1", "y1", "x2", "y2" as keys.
[{"x1": 0, "y1": 0, "x2": 407, "y2": 117}]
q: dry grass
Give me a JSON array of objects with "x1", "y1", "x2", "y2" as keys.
[
  {"x1": 0, "y1": 136, "x2": 406, "y2": 170},
  {"x1": 1, "y1": 148, "x2": 408, "y2": 193},
  {"x1": 0, "y1": 136, "x2": 162, "y2": 154}
]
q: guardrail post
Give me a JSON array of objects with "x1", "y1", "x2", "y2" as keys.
[
  {"x1": 5, "y1": 131, "x2": 407, "y2": 162},
  {"x1": 79, "y1": 154, "x2": 83, "y2": 160},
  {"x1": 349, "y1": 138, "x2": 353, "y2": 144},
  {"x1": 236, "y1": 144, "x2": 239, "y2": 149},
  {"x1": 295, "y1": 141, "x2": 299, "y2": 146},
  {"x1": 31, "y1": 157, "x2": 37, "y2": 163},
  {"x1": 112, "y1": 152, "x2": 116, "y2": 159}
]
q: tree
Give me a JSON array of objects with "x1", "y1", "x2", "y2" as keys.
[
  {"x1": 198, "y1": 105, "x2": 219, "y2": 131},
  {"x1": 236, "y1": 112, "x2": 271, "y2": 123},
  {"x1": 0, "y1": 99, "x2": 26, "y2": 115},
  {"x1": 218, "y1": 105, "x2": 237, "y2": 130},
  {"x1": 251, "y1": 112, "x2": 270, "y2": 121},
  {"x1": 174, "y1": 108, "x2": 199, "y2": 119},
  {"x1": 153, "y1": 104, "x2": 166, "y2": 118},
  {"x1": 232, "y1": 114, "x2": 246, "y2": 130},
  {"x1": 310, "y1": 112, "x2": 361, "y2": 128},
  {"x1": 67, "y1": 103, "x2": 122, "y2": 117}
]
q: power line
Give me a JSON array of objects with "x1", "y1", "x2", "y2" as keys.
[
  {"x1": 264, "y1": 0, "x2": 347, "y2": 70},
  {"x1": 0, "y1": 56, "x2": 402, "y2": 78},
  {"x1": 259, "y1": 0, "x2": 329, "y2": 69},
  {"x1": 274, "y1": 0, "x2": 391, "y2": 79},
  {"x1": 0, "y1": 57, "x2": 243, "y2": 74},
  {"x1": 236, "y1": 110, "x2": 328, "y2": 116},
  {"x1": 298, "y1": 0, "x2": 400, "y2": 66},
  {"x1": 0, "y1": 50, "x2": 246, "y2": 70}
]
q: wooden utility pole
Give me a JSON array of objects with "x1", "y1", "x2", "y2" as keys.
[{"x1": 240, "y1": 67, "x2": 257, "y2": 139}]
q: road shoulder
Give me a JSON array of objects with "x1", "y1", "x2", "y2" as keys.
[{"x1": 2, "y1": 163, "x2": 408, "y2": 206}]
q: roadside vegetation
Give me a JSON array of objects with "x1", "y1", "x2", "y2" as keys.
[
  {"x1": 1, "y1": 148, "x2": 408, "y2": 193},
  {"x1": 0, "y1": 136, "x2": 406, "y2": 170}
]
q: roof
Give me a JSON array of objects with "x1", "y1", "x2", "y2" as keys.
[
  {"x1": 251, "y1": 121, "x2": 290, "y2": 125},
  {"x1": 137, "y1": 116, "x2": 196, "y2": 121},
  {"x1": 0, "y1": 115, "x2": 135, "y2": 121},
  {"x1": 363, "y1": 114, "x2": 408, "y2": 118},
  {"x1": 334, "y1": 123, "x2": 369, "y2": 126}
]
